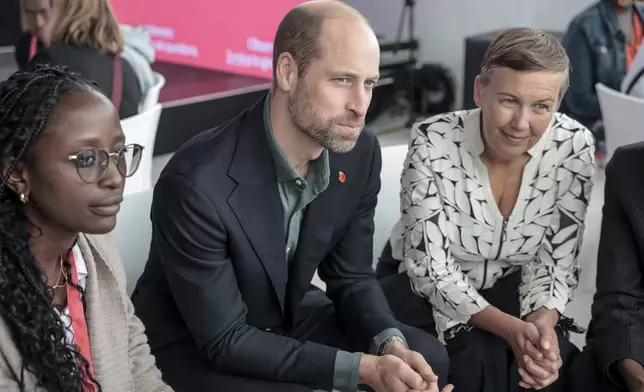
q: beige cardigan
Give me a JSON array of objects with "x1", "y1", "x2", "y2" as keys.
[{"x1": 0, "y1": 234, "x2": 172, "y2": 391}]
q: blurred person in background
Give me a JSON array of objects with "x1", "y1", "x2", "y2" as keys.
[
  {"x1": 561, "y1": 0, "x2": 644, "y2": 160},
  {"x1": 622, "y1": 40, "x2": 644, "y2": 97},
  {"x1": 120, "y1": 24, "x2": 157, "y2": 106},
  {"x1": 15, "y1": 0, "x2": 57, "y2": 70},
  {"x1": 16, "y1": 0, "x2": 155, "y2": 118}
]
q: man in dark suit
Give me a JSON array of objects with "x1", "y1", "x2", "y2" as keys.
[
  {"x1": 567, "y1": 143, "x2": 644, "y2": 392},
  {"x1": 131, "y1": 1, "x2": 450, "y2": 392},
  {"x1": 14, "y1": 0, "x2": 57, "y2": 70},
  {"x1": 0, "y1": 0, "x2": 20, "y2": 48}
]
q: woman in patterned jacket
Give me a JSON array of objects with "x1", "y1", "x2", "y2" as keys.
[{"x1": 377, "y1": 27, "x2": 595, "y2": 392}]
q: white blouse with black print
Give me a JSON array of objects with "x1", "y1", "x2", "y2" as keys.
[{"x1": 389, "y1": 109, "x2": 595, "y2": 341}]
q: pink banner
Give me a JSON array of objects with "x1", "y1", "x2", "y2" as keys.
[{"x1": 111, "y1": 0, "x2": 308, "y2": 79}]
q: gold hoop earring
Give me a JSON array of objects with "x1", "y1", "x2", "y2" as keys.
[{"x1": 19, "y1": 193, "x2": 28, "y2": 204}]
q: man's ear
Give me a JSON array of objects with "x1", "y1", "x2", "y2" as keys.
[
  {"x1": 2, "y1": 160, "x2": 29, "y2": 200},
  {"x1": 274, "y1": 52, "x2": 299, "y2": 93}
]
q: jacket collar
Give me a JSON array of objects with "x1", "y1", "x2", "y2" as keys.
[{"x1": 226, "y1": 96, "x2": 288, "y2": 311}]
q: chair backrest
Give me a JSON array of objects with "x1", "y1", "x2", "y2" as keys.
[
  {"x1": 373, "y1": 144, "x2": 408, "y2": 266},
  {"x1": 141, "y1": 72, "x2": 165, "y2": 112},
  {"x1": 112, "y1": 188, "x2": 154, "y2": 295},
  {"x1": 596, "y1": 82, "x2": 644, "y2": 160},
  {"x1": 120, "y1": 103, "x2": 162, "y2": 195}
]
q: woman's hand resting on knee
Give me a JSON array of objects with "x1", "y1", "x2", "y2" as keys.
[
  {"x1": 502, "y1": 319, "x2": 558, "y2": 388},
  {"x1": 469, "y1": 306, "x2": 563, "y2": 389},
  {"x1": 515, "y1": 309, "x2": 563, "y2": 390}
]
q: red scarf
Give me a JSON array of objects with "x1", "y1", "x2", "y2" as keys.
[
  {"x1": 67, "y1": 250, "x2": 96, "y2": 390},
  {"x1": 627, "y1": 11, "x2": 644, "y2": 71},
  {"x1": 28, "y1": 35, "x2": 37, "y2": 61}
]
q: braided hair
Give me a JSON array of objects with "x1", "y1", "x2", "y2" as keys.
[{"x1": 0, "y1": 65, "x2": 102, "y2": 391}]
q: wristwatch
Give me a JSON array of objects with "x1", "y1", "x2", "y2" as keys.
[{"x1": 377, "y1": 335, "x2": 407, "y2": 356}]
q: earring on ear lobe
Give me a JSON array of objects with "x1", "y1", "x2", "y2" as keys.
[{"x1": 19, "y1": 193, "x2": 28, "y2": 204}]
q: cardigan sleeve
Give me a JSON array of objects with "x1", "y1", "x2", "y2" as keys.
[
  {"x1": 0, "y1": 359, "x2": 24, "y2": 391},
  {"x1": 89, "y1": 234, "x2": 172, "y2": 392},
  {"x1": 0, "y1": 317, "x2": 42, "y2": 390},
  {"x1": 124, "y1": 295, "x2": 173, "y2": 391},
  {"x1": 518, "y1": 127, "x2": 595, "y2": 317}
]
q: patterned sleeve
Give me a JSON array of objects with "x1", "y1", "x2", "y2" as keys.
[
  {"x1": 518, "y1": 127, "x2": 595, "y2": 317},
  {"x1": 401, "y1": 123, "x2": 490, "y2": 325}
]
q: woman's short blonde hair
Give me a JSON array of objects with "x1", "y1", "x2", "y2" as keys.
[
  {"x1": 51, "y1": 0, "x2": 124, "y2": 55},
  {"x1": 480, "y1": 28, "x2": 570, "y2": 98}
]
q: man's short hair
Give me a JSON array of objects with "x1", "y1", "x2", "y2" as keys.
[
  {"x1": 480, "y1": 27, "x2": 570, "y2": 97},
  {"x1": 272, "y1": 7, "x2": 324, "y2": 81},
  {"x1": 272, "y1": 2, "x2": 369, "y2": 81}
]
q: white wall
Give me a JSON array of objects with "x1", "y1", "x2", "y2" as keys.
[
  {"x1": 349, "y1": 0, "x2": 597, "y2": 108},
  {"x1": 347, "y1": 0, "x2": 404, "y2": 41}
]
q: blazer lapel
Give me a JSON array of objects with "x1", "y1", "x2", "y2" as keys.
[
  {"x1": 286, "y1": 201, "x2": 334, "y2": 315},
  {"x1": 227, "y1": 102, "x2": 287, "y2": 311},
  {"x1": 286, "y1": 157, "x2": 344, "y2": 316}
]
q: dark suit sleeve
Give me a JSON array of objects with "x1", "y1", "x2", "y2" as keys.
[
  {"x1": 14, "y1": 31, "x2": 33, "y2": 71},
  {"x1": 591, "y1": 150, "x2": 644, "y2": 389},
  {"x1": 562, "y1": 24, "x2": 601, "y2": 123},
  {"x1": 151, "y1": 173, "x2": 338, "y2": 391},
  {"x1": 28, "y1": 47, "x2": 56, "y2": 68},
  {"x1": 317, "y1": 135, "x2": 401, "y2": 343}
]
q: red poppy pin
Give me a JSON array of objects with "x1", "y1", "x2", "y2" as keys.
[{"x1": 338, "y1": 171, "x2": 346, "y2": 183}]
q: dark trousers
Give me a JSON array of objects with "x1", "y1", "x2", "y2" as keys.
[
  {"x1": 566, "y1": 344, "x2": 619, "y2": 392},
  {"x1": 377, "y1": 244, "x2": 579, "y2": 392},
  {"x1": 154, "y1": 287, "x2": 449, "y2": 392}
]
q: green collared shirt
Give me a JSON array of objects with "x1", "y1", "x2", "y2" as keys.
[
  {"x1": 263, "y1": 94, "x2": 406, "y2": 392},
  {"x1": 263, "y1": 94, "x2": 330, "y2": 264}
]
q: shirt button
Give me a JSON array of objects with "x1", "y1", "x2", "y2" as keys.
[{"x1": 295, "y1": 179, "x2": 302, "y2": 186}]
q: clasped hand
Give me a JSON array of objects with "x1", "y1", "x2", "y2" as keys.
[
  {"x1": 506, "y1": 318, "x2": 562, "y2": 390},
  {"x1": 363, "y1": 340, "x2": 454, "y2": 392}
]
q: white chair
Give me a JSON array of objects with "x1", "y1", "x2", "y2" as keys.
[
  {"x1": 111, "y1": 188, "x2": 154, "y2": 295},
  {"x1": 596, "y1": 82, "x2": 644, "y2": 161},
  {"x1": 120, "y1": 103, "x2": 162, "y2": 195},
  {"x1": 141, "y1": 72, "x2": 165, "y2": 112},
  {"x1": 372, "y1": 143, "x2": 409, "y2": 266}
]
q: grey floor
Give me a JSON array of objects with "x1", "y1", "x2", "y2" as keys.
[{"x1": 151, "y1": 126, "x2": 602, "y2": 350}]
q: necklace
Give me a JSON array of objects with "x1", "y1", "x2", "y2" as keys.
[{"x1": 48, "y1": 254, "x2": 68, "y2": 292}]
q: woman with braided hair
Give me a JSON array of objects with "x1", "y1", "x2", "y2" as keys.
[{"x1": 0, "y1": 64, "x2": 171, "y2": 392}]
